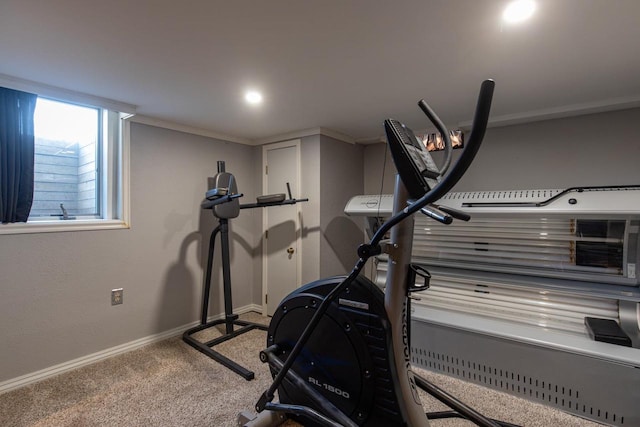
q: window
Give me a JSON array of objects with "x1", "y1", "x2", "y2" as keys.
[
  {"x1": 31, "y1": 98, "x2": 100, "y2": 219},
  {"x1": 0, "y1": 78, "x2": 133, "y2": 234}
]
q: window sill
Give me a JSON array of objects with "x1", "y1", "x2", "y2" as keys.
[{"x1": 0, "y1": 219, "x2": 130, "y2": 235}]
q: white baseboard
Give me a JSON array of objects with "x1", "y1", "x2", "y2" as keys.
[{"x1": 0, "y1": 304, "x2": 264, "y2": 395}]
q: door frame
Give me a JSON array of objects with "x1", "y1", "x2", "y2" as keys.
[{"x1": 261, "y1": 139, "x2": 302, "y2": 315}]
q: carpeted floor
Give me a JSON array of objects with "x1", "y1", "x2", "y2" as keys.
[{"x1": 0, "y1": 313, "x2": 603, "y2": 427}]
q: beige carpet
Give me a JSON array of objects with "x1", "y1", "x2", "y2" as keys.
[{"x1": 0, "y1": 313, "x2": 603, "y2": 427}]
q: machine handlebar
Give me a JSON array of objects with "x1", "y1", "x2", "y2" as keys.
[
  {"x1": 417, "y1": 79, "x2": 495, "y2": 206},
  {"x1": 201, "y1": 193, "x2": 243, "y2": 210},
  {"x1": 371, "y1": 79, "x2": 495, "y2": 247}
]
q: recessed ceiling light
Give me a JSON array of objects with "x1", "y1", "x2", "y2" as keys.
[
  {"x1": 244, "y1": 90, "x2": 263, "y2": 105},
  {"x1": 503, "y1": 0, "x2": 536, "y2": 23}
]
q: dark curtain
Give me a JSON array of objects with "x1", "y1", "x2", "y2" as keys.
[{"x1": 0, "y1": 87, "x2": 38, "y2": 223}]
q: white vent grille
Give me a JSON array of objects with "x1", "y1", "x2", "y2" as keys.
[
  {"x1": 441, "y1": 189, "x2": 564, "y2": 204},
  {"x1": 411, "y1": 349, "x2": 628, "y2": 425}
]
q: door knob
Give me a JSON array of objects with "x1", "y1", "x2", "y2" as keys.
[{"x1": 287, "y1": 247, "x2": 295, "y2": 255}]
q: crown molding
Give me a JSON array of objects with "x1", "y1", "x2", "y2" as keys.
[
  {"x1": 355, "y1": 135, "x2": 386, "y2": 145},
  {"x1": 130, "y1": 115, "x2": 252, "y2": 145},
  {"x1": 0, "y1": 73, "x2": 137, "y2": 114},
  {"x1": 458, "y1": 95, "x2": 640, "y2": 130},
  {"x1": 253, "y1": 127, "x2": 355, "y2": 145}
]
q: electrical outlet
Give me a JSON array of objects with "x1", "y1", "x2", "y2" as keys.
[{"x1": 111, "y1": 288, "x2": 123, "y2": 305}]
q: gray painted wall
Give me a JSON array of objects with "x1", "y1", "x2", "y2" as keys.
[
  {"x1": 0, "y1": 123, "x2": 259, "y2": 382},
  {"x1": 297, "y1": 135, "x2": 365, "y2": 282},
  {"x1": 364, "y1": 108, "x2": 640, "y2": 193},
  {"x1": 299, "y1": 135, "x2": 322, "y2": 284},
  {"x1": 319, "y1": 135, "x2": 364, "y2": 276}
]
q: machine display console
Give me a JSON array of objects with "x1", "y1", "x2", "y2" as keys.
[{"x1": 384, "y1": 119, "x2": 440, "y2": 199}]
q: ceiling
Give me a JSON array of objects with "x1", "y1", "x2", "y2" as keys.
[{"x1": 1, "y1": 0, "x2": 639, "y2": 145}]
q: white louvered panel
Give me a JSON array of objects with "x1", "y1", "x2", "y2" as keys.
[
  {"x1": 416, "y1": 236, "x2": 572, "y2": 256},
  {"x1": 413, "y1": 254, "x2": 621, "y2": 276},
  {"x1": 413, "y1": 216, "x2": 625, "y2": 279},
  {"x1": 414, "y1": 243, "x2": 572, "y2": 263},
  {"x1": 375, "y1": 259, "x2": 620, "y2": 334},
  {"x1": 418, "y1": 223, "x2": 622, "y2": 243},
  {"x1": 411, "y1": 276, "x2": 619, "y2": 334},
  {"x1": 416, "y1": 241, "x2": 570, "y2": 258},
  {"x1": 428, "y1": 219, "x2": 572, "y2": 233}
]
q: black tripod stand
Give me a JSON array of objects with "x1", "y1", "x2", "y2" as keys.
[{"x1": 183, "y1": 161, "x2": 307, "y2": 380}]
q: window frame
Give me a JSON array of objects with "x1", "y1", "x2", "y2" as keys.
[{"x1": 0, "y1": 74, "x2": 134, "y2": 235}]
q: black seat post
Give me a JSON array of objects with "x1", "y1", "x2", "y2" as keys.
[
  {"x1": 219, "y1": 217, "x2": 237, "y2": 334},
  {"x1": 201, "y1": 224, "x2": 221, "y2": 325}
]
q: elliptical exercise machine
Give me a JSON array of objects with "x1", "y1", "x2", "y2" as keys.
[
  {"x1": 240, "y1": 80, "x2": 519, "y2": 427},
  {"x1": 183, "y1": 161, "x2": 307, "y2": 381}
]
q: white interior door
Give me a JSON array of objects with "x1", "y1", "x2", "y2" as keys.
[{"x1": 263, "y1": 140, "x2": 301, "y2": 316}]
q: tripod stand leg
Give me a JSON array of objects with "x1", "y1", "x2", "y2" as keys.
[{"x1": 183, "y1": 218, "x2": 266, "y2": 381}]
